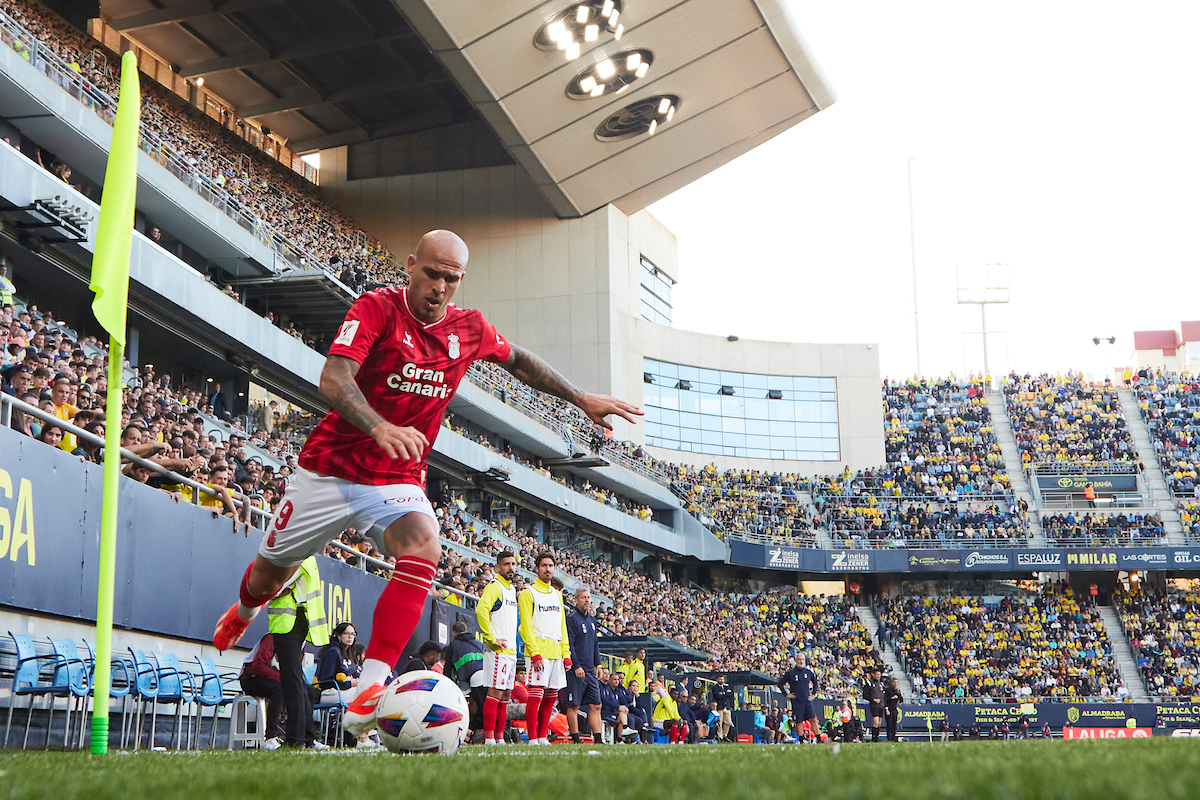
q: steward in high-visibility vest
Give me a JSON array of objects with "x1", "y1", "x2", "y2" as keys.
[{"x1": 268, "y1": 556, "x2": 329, "y2": 647}]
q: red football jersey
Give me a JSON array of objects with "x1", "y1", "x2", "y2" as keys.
[{"x1": 299, "y1": 287, "x2": 511, "y2": 486}]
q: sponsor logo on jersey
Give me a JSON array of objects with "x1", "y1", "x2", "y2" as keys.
[
  {"x1": 447, "y1": 333, "x2": 460, "y2": 359},
  {"x1": 335, "y1": 319, "x2": 360, "y2": 347},
  {"x1": 386, "y1": 362, "x2": 451, "y2": 398}
]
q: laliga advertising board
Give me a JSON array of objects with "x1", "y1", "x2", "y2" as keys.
[{"x1": 1062, "y1": 727, "x2": 1153, "y2": 739}]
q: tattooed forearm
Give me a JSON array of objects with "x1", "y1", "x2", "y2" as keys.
[
  {"x1": 319, "y1": 355, "x2": 387, "y2": 435},
  {"x1": 503, "y1": 344, "x2": 585, "y2": 406}
]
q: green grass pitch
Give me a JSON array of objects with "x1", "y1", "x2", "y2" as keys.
[{"x1": 1, "y1": 740, "x2": 1196, "y2": 800}]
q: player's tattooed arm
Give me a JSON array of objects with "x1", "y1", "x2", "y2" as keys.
[
  {"x1": 502, "y1": 344, "x2": 644, "y2": 430},
  {"x1": 319, "y1": 355, "x2": 427, "y2": 460},
  {"x1": 502, "y1": 344, "x2": 585, "y2": 406}
]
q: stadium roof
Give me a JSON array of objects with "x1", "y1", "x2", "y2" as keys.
[
  {"x1": 598, "y1": 635, "x2": 712, "y2": 663},
  {"x1": 99, "y1": 0, "x2": 834, "y2": 217}
]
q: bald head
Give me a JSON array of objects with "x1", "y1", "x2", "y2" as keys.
[
  {"x1": 406, "y1": 230, "x2": 469, "y2": 323},
  {"x1": 414, "y1": 230, "x2": 468, "y2": 267}
]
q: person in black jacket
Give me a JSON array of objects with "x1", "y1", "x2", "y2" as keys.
[
  {"x1": 863, "y1": 667, "x2": 886, "y2": 742},
  {"x1": 565, "y1": 587, "x2": 602, "y2": 744},
  {"x1": 709, "y1": 675, "x2": 735, "y2": 741},
  {"x1": 677, "y1": 691, "x2": 698, "y2": 743},
  {"x1": 884, "y1": 676, "x2": 903, "y2": 742},
  {"x1": 443, "y1": 621, "x2": 487, "y2": 734},
  {"x1": 401, "y1": 641, "x2": 442, "y2": 674},
  {"x1": 315, "y1": 623, "x2": 359, "y2": 701}
]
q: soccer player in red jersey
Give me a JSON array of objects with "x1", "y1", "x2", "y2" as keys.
[{"x1": 212, "y1": 230, "x2": 642, "y2": 736}]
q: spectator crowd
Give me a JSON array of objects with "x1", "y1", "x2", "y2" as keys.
[
  {"x1": 877, "y1": 583, "x2": 1122, "y2": 702},
  {"x1": 1042, "y1": 512, "x2": 1167, "y2": 547},
  {"x1": 1003, "y1": 372, "x2": 1138, "y2": 467},
  {"x1": 1, "y1": 0, "x2": 400, "y2": 284},
  {"x1": 1120, "y1": 587, "x2": 1200, "y2": 699},
  {"x1": 1134, "y1": 371, "x2": 1200, "y2": 498}
]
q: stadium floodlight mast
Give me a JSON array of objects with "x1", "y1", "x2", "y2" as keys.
[{"x1": 956, "y1": 264, "x2": 1010, "y2": 379}]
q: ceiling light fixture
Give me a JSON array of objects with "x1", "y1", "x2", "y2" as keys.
[
  {"x1": 535, "y1": 0, "x2": 624, "y2": 61},
  {"x1": 566, "y1": 48, "x2": 653, "y2": 100},
  {"x1": 594, "y1": 94, "x2": 680, "y2": 141}
]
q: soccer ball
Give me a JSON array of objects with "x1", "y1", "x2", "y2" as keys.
[{"x1": 374, "y1": 670, "x2": 469, "y2": 755}]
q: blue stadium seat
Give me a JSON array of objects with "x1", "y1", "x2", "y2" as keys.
[
  {"x1": 80, "y1": 639, "x2": 135, "y2": 751},
  {"x1": 47, "y1": 639, "x2": 91, "y2": 749},
  {"x1": 127, "y1": 649, "x2": 161, "y2": 750},
  {"x1": 4, "y1": 633, "x2": 69, "y2": 749},
  {"x1": 192, "y1": 657, "x2": 239, "y2": 750},
  {"x1": 152, "y1": 653, "x2": 197, "y2": 750},
  {"x1": 303, "y1": 663, "x2": 347, "y2": 746}
]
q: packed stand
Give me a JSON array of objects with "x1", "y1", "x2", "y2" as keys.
[
  {"x1": 877, "y1": 583, "x2": 1121, "y2": 701},
  {"x1": 881, "y1": 377, "x2": 1010, "y2": 497},
  {"x1": 1133, "y1": 371, "x2": 1200, "y2": 499},
  {"x1": 817, "y1": 493, "x2": 1027, "y2": 548},
  {"x1": 0, "y1": 0, "x2": 399, "y2": 283},
  {"x1": 1119, "y1": 587, "x2": 1200, "y2": 699},
  {"x1": 2, "y1": 300, "x2": 306, "y2": 525},
  {"x1": 419, "y1": 494, "x2": 878, "y2": 687},
  {"x1": 1002, "y1": 372, "x2": 1138, "y2": 467},
  {"x1": 669, "y1": 464, "x2": 818, "y2": 544},
  {"x1": 1042, "y1": 512, "x2": 1167, "y2": 547}
]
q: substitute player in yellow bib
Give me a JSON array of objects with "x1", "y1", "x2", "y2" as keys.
[
  {"x1": 518, "y1": 552, "x2": 572, "y2": 745},
  {"x1": 476, "y1": 549, "x2": 519, "y2": 745}
]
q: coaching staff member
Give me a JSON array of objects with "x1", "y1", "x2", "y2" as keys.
[
  {"x1": 566, "y1": 587, "x2": 602, "y2": 744},
  {"x1": 863, "y1": 667, "x2": 886, "y2": 742}
]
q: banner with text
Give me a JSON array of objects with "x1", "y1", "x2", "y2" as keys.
[{"x1": 727, "y1": 540, "x2": 1200, "y2": 573}]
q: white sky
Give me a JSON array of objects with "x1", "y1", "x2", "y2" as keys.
[{"x1": 647, "y1": 1, "x2": 1200, "y2": 381}]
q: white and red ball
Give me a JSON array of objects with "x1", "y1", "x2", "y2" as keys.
[{"x1": 374, "y1": 670, "x2": 469, "y2": 755}]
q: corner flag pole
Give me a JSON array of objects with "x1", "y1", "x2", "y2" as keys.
[{"x1": 89, "y1": 50, "x2": 140, "y2": 754}]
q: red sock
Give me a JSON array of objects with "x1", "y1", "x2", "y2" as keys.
[
  {"x1": 482, "y1": 695, "x2": 499, "y2": 739},
  {"x1": 362, "y1": 557, "x2": 436, "y2": 667},
  {"x1": 526, "y1": 687, "x2": 544, "y2": 741},
  {"x1": 670, "y1": 724, "x2": 681, "y2": 744},
  {"x1": 537, "y1": 689, "x2": 558, "y2": 741},
  {"x1": 238, "y1": 562, "x2": 272, "y2": 608},
  {"x1": 493, "y1": 699, "x2": 508, "y2": 741}
]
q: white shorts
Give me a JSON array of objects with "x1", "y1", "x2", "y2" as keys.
[
  {"x1": 528, "y1": 658, "x2": 567, "y2": 690},
  {"x1": 258, "y1": 467, "x2": 436, "y2": 568},
  {"x1": 483, "y1": 651, "x2": 517, "y2": 691}
]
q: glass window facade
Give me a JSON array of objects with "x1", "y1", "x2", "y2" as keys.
[
  {"x1": 639, "y1": 255, "x2": 673, "y2": 326},
  {"x1": 642, "y1": 358, "x2": 840, "y2": 460}
]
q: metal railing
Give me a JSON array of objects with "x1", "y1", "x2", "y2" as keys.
[
  {"x1": 830, "y1": 534, "x2": 1030, "y2": 549},
  {"x1": 1026, "y1": 461, "x2": 1142, "y2": 476},
  {"x1": 723, "y1": 529, "x2": 820, "y2": 548},
  {"x1": 0, "y1": 8, "x2": 378, "y2": 280},
  {"x1": 1037, "y1": 492, "x2": 1146, "y2": 511},
  {"x1": 0, "y1": 393, "x2": 477, "y2": 605},
  {"x1": 1043, "y1": 532, "x2": 1170, "y2": 548},
  {"x1": 813, "y1": 491, "x2": 1016, "y2": 507}
]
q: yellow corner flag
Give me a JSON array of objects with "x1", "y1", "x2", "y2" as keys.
[
  {"x1": 89, "y1": 49, "x2": 140, "y2": 755},
  {"x1": 90, "y1": 50, "x2": 140, "y2": 346}
]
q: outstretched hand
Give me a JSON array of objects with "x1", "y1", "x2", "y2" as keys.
[{"x1": 577, "y1": 393, "x2": 643, "y2": 430}]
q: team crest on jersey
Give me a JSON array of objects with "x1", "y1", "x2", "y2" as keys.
[
  {"x1": 447, "y1": 333, "x2": 460, "y2": 359},
  {"x1": 403, "y1": 331, "x2": 414, "y2": 348}
]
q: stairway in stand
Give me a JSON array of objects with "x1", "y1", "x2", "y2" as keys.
[
  {"x1": 1097, "y1": 604, "x2": 1151, "y2": 702},
  {"x1": 984, "y1": 391, "x2": 1046, "y2": 545},
  {"x1": 1115, "y1": 388, "x2": 1186, "y2": 545},
  {"x1": 856, "y1": 604, "x2": 915, "y2": 700}
]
